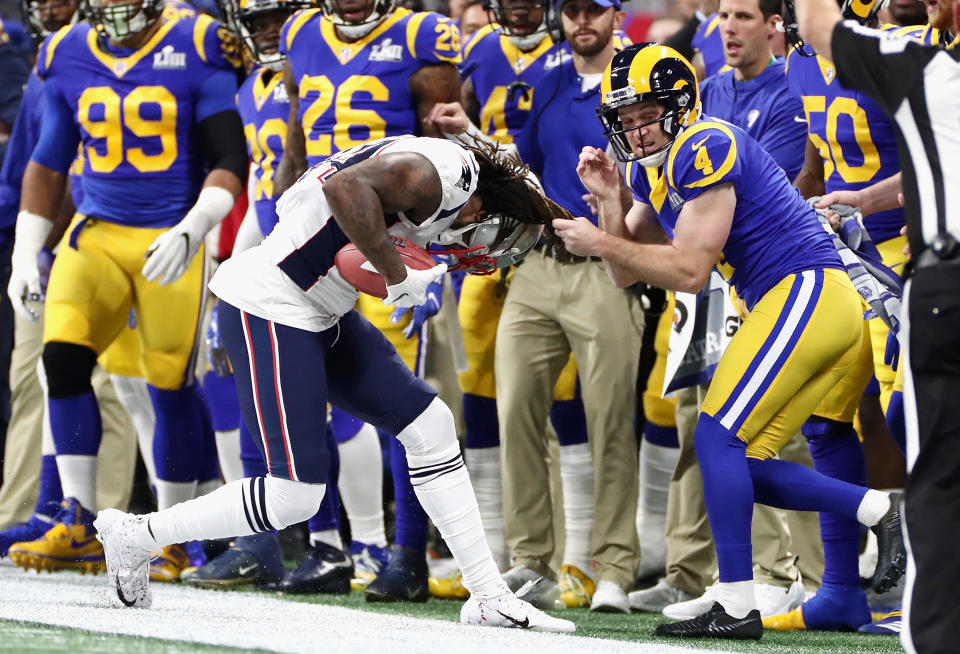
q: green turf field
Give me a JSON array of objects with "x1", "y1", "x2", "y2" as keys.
[{"x1": 0, "y1": 583, "x2": 903, "y2": 654}]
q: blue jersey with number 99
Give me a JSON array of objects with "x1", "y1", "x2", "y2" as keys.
[{"x1": 31, "y1": 14, "x2": 241, "y2": 227}]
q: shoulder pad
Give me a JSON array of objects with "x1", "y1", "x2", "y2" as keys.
[{"x1": 667, "y1": 121, "x2": 739, "y2": 192}]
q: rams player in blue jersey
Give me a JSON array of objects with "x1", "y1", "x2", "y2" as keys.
[
  {"x1": 553, "y1": 42, "x2": 906, "y2": 639},
  {"x1": 6, "y1": 0, "x2": 247, "y2": 576},
  {"x1": 274, "y1": 0, "x2": 463, "y2": 602}
]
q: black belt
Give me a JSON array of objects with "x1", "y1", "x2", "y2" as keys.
[{"x1": 532, "y1": 242, "x2": 602, "y2": 263}]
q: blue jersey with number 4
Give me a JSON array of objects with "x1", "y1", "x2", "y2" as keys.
[
  {"x1": 31, "y1": 14, "x2": 240, "y2": 227},
  {"x1": 625, "y1": 117, "x2": 841, "y2": 309}
]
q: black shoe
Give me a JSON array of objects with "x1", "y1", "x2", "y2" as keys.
[
  {"x1": 655, "y1": 602, "x2": 762, "y2": 640},
  {"x1": 872, "y1": 491, "x2": 906, "y2": 594},
  {"x1": 364, "y1": 545, "x2": 429, "y2": 603},
  {"x1": 277, "y1": 542, "x2": 353, "y2": 595}
]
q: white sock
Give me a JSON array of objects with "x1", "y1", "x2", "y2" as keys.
[
  {"x1": 56, "y1": 455, "x2": 97, "y2": 510},
  {"x1": 636, "y1": 440, "x2": 678, "y2": 577},
  {"x1": 558, "y1": 442, "x2": 594, "y2": 577},
  {"x1": 197, "y1": 478, "x2": 222, "y2": 496},
  {"x1": 214, "y1": 428, "x2": 244, "y2": 483},
  {"x1": 857, "y1": 489, "x2": 891, "y2": 527},
  {"x1": 337, "y1": 423, "x2": 387, "y2": 547},
  {"x1": 155, "y1": 479, "x2": 198, "y2": 511},
  {"x1": 309, "y1": 529, "x2": 343, "y2": 549},
  {"x1": 465, "y1": 445, "x2": 508, "y2": 570},
  {"x1": 148, "y1": 477, "x2": 325, "y2": 548},
  {"x1": 109, "y1": 375, "x2": 157, "y2": 487},
  {"x1": 715, "y1": 580, "x2": 757, "y2": 619},
  {"x1": 397, "y1": 398, "x2": 508, "y2": 601}
]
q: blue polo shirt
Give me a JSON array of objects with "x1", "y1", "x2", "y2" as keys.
[
  {"x1": 0, "y1": 71, "x2": 43, "y2": 249},
  {"x1": 699, "y1": 59, "x2": 807, "y2": 180},
  {"x1": 515, "y1": 59, "x2": 607, "y2": 221}
]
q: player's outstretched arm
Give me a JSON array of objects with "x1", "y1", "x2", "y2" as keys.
[{"x1": 322, "y1": 152, "x2": 444, "y2": 287}]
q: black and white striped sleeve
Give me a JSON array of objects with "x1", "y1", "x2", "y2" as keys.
[{"x1": 830, "y1": 20, "x2": 938, "y2": 115}]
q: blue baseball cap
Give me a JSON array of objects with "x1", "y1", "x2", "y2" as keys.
[{"x1": 555, "y1": 0, "x2": 623, "y2": 8}]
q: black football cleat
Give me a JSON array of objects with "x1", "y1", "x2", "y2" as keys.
[
  {"x1": 364, "y1": 545, "x2": 429, "y2": 603},
  {"x1": 277, "y1": 542, "x2": 353, "y2": 594},
  {"x1": 654, "y1": 602, "x2": 763, "y2": 640},
  {"x1": 872, "y1": 491, "x2": 906, "y2": 594}
]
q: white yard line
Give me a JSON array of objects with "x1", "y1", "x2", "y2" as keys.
[{"x1": 0, "y1": 567, "x2": 726, "y2": 654}]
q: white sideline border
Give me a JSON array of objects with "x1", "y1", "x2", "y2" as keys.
[{"x1": 0, "y1": 566, "x2": 727, "y2": 654}]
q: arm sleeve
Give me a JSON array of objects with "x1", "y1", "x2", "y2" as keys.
[
  {"x1": 29, "y1": 80, "x2": 81, "y2": 175},
  {"x1": 831, "y1": 20, "x2": 937, "y2": 115},
  {"x1": 198, "y1": 109, "x2": 248, "y2": 182},
  {"x1": 195, "y1": 68, "x2": 241, "y2": 122}
]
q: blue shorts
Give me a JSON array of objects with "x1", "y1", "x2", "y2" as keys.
[{"x1": 219, "y1": 303, "x2": 437, "y2": 483}]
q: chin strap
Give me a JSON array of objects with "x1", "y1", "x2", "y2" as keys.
[{"x1": 433, "y1": 244, "x2": 498, "y2": 276}]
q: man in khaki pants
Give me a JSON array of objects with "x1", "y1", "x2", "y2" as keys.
[{"x1": 493, "y1": 0, "x2": 643, "y2": 615}]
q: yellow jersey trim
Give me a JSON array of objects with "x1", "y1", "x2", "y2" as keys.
[
  {"x1": 498, "y1": 31, "x2": 553, "y2": 74},
  {"x1": 703, "y1": 14, "x2": 721, "y2": 37},
  {"x1": 405, "y1": 11, "x2": 428, "y2": 59},
  {"x1": 44, "y1": 24, "x2": 73, "y2": 74},
  {"x1": 284, "y1": 8, "x2": 322, "y2": 52},
  {"x1": 253, "y1": 67, "x2": 284, "y2": 110},
  {"x1": 462, "y1": 22, "x2": 498, "y2": 60},
  {"x1": 193, "y1": 13, "x2": 214, "y2": 62},
  {"x1": 320, "y1": 8, "x2": 410, "y2": 65},
  {"x1": 667, "y1": 120, "x2": 738, "y2": 190},
  {"x1": 645, "y1": 165, "x2": 668, "y2": 213},
  {"x1": 85, "y1": 17, "x2": 179, "y2": 78}
]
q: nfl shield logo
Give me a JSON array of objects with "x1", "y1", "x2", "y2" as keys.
[
  {"x1": 339, "y1": 47, "x2": 351, "y2": 62},
  {"x1": 113, "y1": 61, "x2": 127, "y2": 75}
]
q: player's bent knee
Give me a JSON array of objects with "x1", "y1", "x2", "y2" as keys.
[
  {"x1": 261, "y1": 476, "x2": 326, "y2": 529},
  {"x1": 42, "y1": 342, "x2": 97, "y2": 399},
  {"x1": 395, "y1": 397, "x2": 460, "y2": 463}
]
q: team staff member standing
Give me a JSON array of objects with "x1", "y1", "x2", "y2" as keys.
[
  {"x1": 797, "y1": 0, "x2": 960, "y2": 650},
  {"x1": 495, "y1": 0, "x2": 644, "y2": 613}
]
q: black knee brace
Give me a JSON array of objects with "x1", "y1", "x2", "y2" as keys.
[{"x1": 42, "y1": 342, "x2": 97, "y2": 399}]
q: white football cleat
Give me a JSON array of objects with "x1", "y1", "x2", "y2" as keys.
[
  {"x1": 590, "y1": 580, "x2": 630, "y2": 613},
  {"x1": 460, "y1": 592, "x2": 576, "y2": 633},
  {"x1": 94, "y1": 509, "x2": 154, "y2": 608}
]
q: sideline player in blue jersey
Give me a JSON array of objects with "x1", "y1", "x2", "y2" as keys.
[
  {"x1": 691, "y1": 0, "x2": 726, "y2": 77},
  {"x1": 93, "y1": 134, "x2": 575, "y2": 636},
  {"x1": 6, "y1": 0, "x2": 247, "y2": 576},
  {"x1": 552, "y1": 43, "x2": 906, "y2": 639},
  {"x1": 274, "y1": 0, "x2": 464, "y2": 602}
]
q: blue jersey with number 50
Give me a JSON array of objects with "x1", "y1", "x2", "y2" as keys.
[
  {"x1": 31, "y1": 14, "x2": 241, "y2": 227},
  {"x1": 785, "y1": 47, "x2": 904, "y2": 242}
]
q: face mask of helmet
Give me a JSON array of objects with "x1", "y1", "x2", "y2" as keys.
[
  {"x1": 487, "y1": 0, "x2": 550, "y2": 50},
  {"x1": 21, "y1": 0, "x2": 80, "y2": 41},
  {"x1": 85, "y1": 0, "x2": 163, "y2": 40},
  {"x1": 434, "y1": 216, "x2": 542, "y2": 275},
  {"x1": 321, "y1": 0, "x2": 396, "y2": 39},
  {"x1": 233, "y1": 0, "x2": 310, "y2": 69},
  {"x1": 598, "y1": 43, "x2": 701, "y2": 166}
]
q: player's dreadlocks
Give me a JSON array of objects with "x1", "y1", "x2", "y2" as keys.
[{"x1": 466, "y1": 139, "x2": 578, "y2": 264}]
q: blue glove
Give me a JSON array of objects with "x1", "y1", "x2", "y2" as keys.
[
  {"x1": 884, "y1": 330, "x2": 900, "y2": 372},
  {"x1": 37, "y1": 247, "x2": 54, "y2": 296},
  {"x1": 390, "y1": 279, "x2": 442, "y2": 339},
  {"x1": 206, "y1": 303, "x2": 232, "y2": 377}
]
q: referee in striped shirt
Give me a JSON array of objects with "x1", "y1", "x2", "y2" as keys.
[{"x1": 796, "y1": 1, "x2": 959, "y2": 651}]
